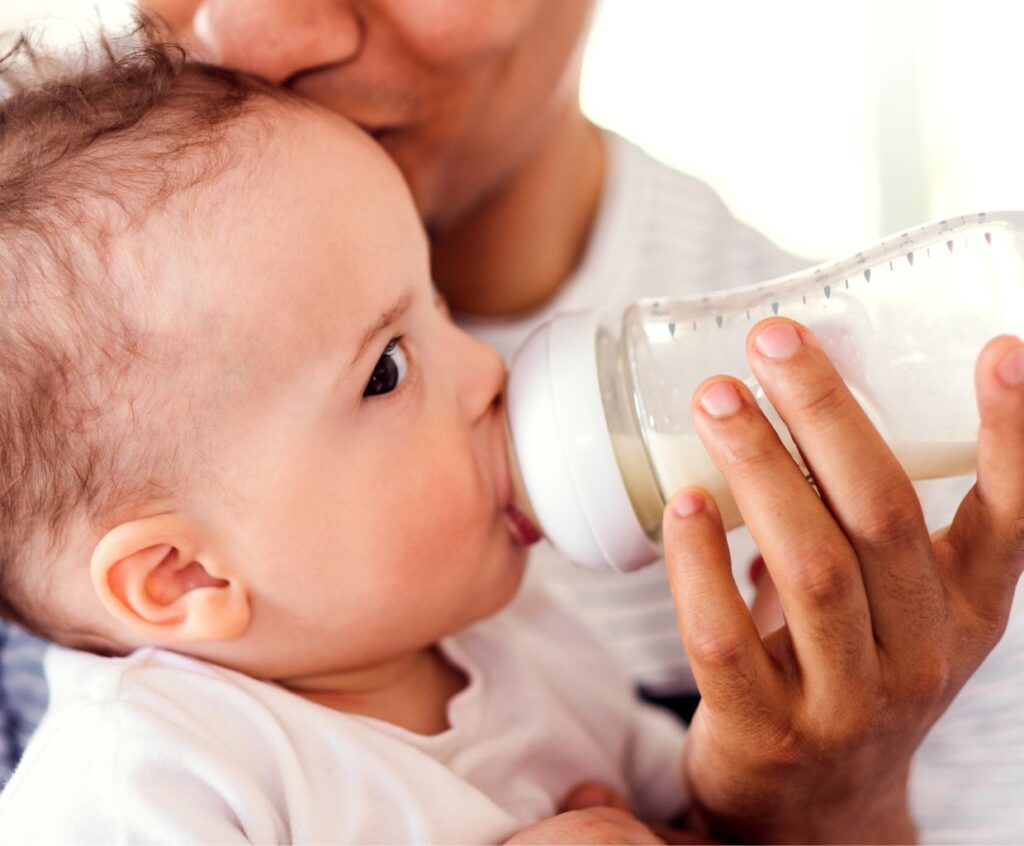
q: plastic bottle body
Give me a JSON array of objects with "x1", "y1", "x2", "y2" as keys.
[
  {"x1": 611, "y1": 212, "x2": 1024, "y2": 535},
  {"x1": 506, "y1": 212, "x2": 1024, "y2": 572}
]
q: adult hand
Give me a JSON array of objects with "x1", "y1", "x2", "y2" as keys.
[{"x1": 662, "y1": 319, "x2": 1024, "y2": 844}]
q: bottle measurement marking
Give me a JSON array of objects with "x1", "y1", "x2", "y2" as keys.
[{"x1": 658, "y1": 222, "x2": 997, "y2": 334}]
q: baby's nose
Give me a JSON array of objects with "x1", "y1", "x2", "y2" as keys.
[{"x1": 457, "y1": 331, "x2": 507, "y2": 422}]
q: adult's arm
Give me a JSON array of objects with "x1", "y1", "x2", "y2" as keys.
[{"x1": 662, "y1": 320, "x2": 1024, "y2": 844}]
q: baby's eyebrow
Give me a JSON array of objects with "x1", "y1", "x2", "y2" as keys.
[{"x1": 348, "y1": 289, "x2": 415, "y2": 371}]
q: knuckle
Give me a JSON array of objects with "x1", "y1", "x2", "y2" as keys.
[
  {"x1": 902, "y1": 652, "x2": 953, "y2": 710},
  {"x1": 882, "y1": 644, "x2": 953, "y2": 716},
  {"x1": 793, "y1": 377, "x2": 850, "y2": 427},
  {"x1": 966, "y1": 596, "x2": 1013, "y2": 655},
  {"x1": 716, "y1": 424, "x2": 779, "y2": 471},
  {"x1": 773, "y1": 720, "x2": 819, "y2": 763},
  {"x1": 771, "y1": 716, "x2": 854, "y2": 767},
  {"x1": 686, "y1": 627, "x2": 748, "y2": 671},
  {"x1": 920, "y1": 656, "x2": 953, "y2": 699},
  {"x1": 853, "y1": 485, "x2": 925, "y2": 550},
  {"x1": 786, "y1": 541, "x2": 857, "y2": 607}
]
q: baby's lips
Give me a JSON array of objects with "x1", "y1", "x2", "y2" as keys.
[
  {"x1": 505, "y1": 504, "x2": 542, "y2": 546},
  {"x1": 502, "y1": 409, "x2": 542, "y2": 534}
]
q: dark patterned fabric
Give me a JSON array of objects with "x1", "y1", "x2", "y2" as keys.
[{"x1": 0, "y1": 623, "x2": 48, "y2": 786}]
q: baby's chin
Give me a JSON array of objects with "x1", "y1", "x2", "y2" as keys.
[
  {"x1": 446, "y1": 537, "x2": 530, "y2": 637},
  {"x1": 482, "y1": 542, "x2": 531, "y2": 617}
]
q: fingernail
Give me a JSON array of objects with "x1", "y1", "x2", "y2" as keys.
[
  {"x1": 755, "y1": 323, "x2": 802, "y2": 359},
  {"x1": 673, "y1": 490, "x2": 706, "y2": 518},
  {"x1": 996, "y1": 345, "x2": 1024, "y2": 387},
  {"x1": 699, "y1": 381, "x2": 743, "y2": 417}
]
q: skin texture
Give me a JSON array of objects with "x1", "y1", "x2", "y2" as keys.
[
  {"x1": 86, "y1": 108, "x2": 529, "y2": 737},
  {"x1": 135, "y1": 2, "x2": 1024, "y2": 842}
]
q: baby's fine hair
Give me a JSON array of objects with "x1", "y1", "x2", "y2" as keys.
[{"x1": 0, "y1": 17, "x2": 295, "y2": 646}]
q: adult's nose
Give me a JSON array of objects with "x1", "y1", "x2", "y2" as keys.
[{"x1": 190, "y1": 0, "x2": 363, "y2": 84}]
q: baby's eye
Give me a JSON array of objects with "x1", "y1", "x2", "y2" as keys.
[{"x1": 363, "y1": 338, "x2": 409, "y2": 397}]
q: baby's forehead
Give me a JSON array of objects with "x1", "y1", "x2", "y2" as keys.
[{"x1": 124, "y1": 103, "x2": 427, "y2": 386}]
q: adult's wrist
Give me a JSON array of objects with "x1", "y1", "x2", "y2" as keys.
[
  {"x1": 767, "y1": 796, "x2": 917, "y2": 845},
  {"x1": 692, "y1": 771, "x2": 917, "y2": 845}
]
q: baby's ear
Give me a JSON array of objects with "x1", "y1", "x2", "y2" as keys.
[{"x1": 90, "y1": 515, "x2": 250, "y2": 643}]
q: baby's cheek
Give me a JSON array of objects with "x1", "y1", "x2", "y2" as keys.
[{"x1": 413, "y1": 450, "x2": 492, "y2": 541}]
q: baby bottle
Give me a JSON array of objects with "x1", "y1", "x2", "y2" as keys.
[{"x1": 506, "y1": 211, "x2": 1024, "y2": 573}]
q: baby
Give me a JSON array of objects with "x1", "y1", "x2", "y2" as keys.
[{"x1": 0, "y1": 29, "x2": 687, "y2": 844}]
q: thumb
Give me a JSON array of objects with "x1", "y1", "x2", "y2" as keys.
[{"x1": 560, "y1": 782, "x2": 630, "y2": 812}]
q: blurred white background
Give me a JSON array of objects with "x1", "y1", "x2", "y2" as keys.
[{"x1": 3, "y1": 0, "x2": 1023, "y2": 260}]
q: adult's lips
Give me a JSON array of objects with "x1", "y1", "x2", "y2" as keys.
[{"x1": 356, "y1": 123, "x2": 401, "y2": 144}]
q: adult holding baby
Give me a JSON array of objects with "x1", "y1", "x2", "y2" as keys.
[
  {"x1": 4, "y1": 1, "x2": 1021, "y2": 842},
  {"x1": 114, "y1": 0, "x2": 1024, "y2": 841}
]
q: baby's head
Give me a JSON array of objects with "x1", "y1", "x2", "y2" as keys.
[{"x1": 0, "y1": 24, "x2": 530, "y2": 682}]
